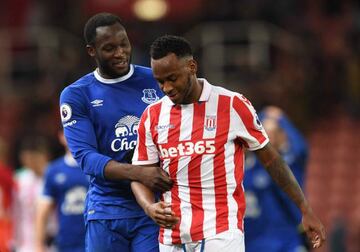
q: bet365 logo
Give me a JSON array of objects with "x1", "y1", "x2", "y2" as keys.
[{"x1": 159, "y1": 140, "x2": 216, "y2": 158}]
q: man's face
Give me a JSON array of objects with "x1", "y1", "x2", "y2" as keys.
[
  {"x1": 151, "y1": 53, "x2": 196, "y2": 104},
  {"x1": 87, "y1": 23, "x2": 132, "y2": 78}
]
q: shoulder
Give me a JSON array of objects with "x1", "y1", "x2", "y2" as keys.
[
  {"x1": 133, "y1": 65, "x2": 157, "y2": 82},
  {"x1": 209, "y1": 83, "x2": 245, "y2": 102},
  {"x1": 60, "y1": 72, "x2": 96, "y2": 98},
  {"x1": 133, "y1": 65, "x2": 153, "y2": 75}
]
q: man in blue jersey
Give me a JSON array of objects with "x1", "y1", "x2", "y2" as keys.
[
  {"x1": 244, "y1": 106, "x2": 310, "y2": 252},
  {"x1": 59, "y1": 13, "x2": 173, "y2": 252},
  {"x1": 35, "y1": 130, "x2": 89, "y2": 252}
]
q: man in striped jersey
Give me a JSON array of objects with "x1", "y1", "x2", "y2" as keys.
[{"x1": 131, "y1": 35, "x2": 326, "y2": 252}]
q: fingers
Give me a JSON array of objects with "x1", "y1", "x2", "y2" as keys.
[
  {"x1": 153, "y1": 171, "x2": 173, "y2": 192},
  {"x1": 152, "y1": 179, "x2": 173, "y2": 192},
  {"x1": 151, "y1": 202, "x2": 179, "y2": 228},
  {"x1": 306, "y1": 228, "x2": 326, "y2": 249}
]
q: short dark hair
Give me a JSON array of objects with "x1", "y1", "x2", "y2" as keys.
[
  {"x1": 150, "y1": 35, "x2": 193, "y2": 60},
  {"x1": 84, "y1": 12, "x2": 124, "y2": 45}
]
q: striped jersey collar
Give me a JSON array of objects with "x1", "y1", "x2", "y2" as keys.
[
  {"x1": 164, "y1": 78, "x2": 212, "y2": 106},
  {"x1": 93, "y1": 64, "x2": 134, "y2": 84}
]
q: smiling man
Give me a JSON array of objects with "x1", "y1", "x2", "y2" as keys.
[
  {"x1": 131, "y1": 35, "x2": 326, "y2": 252},
  {"x1": 59, "y1": 13, "x2": 173, "y2": 252}
]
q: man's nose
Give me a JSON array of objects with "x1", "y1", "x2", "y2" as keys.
[
  {"x1": 162, "y1": 81, "x2": 174, "y2": 94},
  {"x1": 114, "y1": 46, "x2": 125, "y2": 57}
]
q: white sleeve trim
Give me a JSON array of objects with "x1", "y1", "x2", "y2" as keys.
[{"x1": 247, "y1": 138, "x2": 269, "y2": 151}]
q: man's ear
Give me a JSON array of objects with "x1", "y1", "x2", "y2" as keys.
[
  {"x1": 189, "y1": 59, "x2": 197, "y2": 74},
  {"x1": 86, "y1": 45, "x2": 96, "y2": 57}
]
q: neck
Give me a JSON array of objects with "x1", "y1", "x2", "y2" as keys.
[{"x1": 183, "y1": 77, "x2": 203, "y2": 104}]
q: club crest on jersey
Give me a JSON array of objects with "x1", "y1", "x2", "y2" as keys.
[
  {"x1": 204, "y1": 115, "x2": 217, "y2": 131},
  {"x1": 111, "y1": 115, "x2": 140, "y2": 152},
  {"x1": 141, "y1": 89, "x2": 159, "y2": 104},
  {"x1": 60, "y1": 103, "x2": 72, "y2": 122}
]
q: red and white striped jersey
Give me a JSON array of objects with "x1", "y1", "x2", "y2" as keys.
[{"x1": 132, "y1": 79, "x2": 269, "y2": 245}]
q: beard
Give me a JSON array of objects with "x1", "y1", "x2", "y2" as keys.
[{"x1": 97, "y1": 54, "x2": 132, "y2": 79}]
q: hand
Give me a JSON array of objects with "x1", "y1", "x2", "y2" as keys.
[
  {"x1": 136, "y1": 166, "x2": 173, "y2": 192},
  {"x1": 301, "y1": 208, "x2": 326, "y2": 249},
  {"x1": 145, "y1": 201, "x2": 179, "y2": 229}
]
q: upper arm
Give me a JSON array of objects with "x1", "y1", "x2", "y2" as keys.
[
  {"x1": 60, "y1": 87, "x2": 111, "y2": 178},
  {"x1": 60, "y1": 87, "x2": 97, "y2": 159},
  {"x1": 232, "y1": 94, "x2": 269, "y2": 150}
]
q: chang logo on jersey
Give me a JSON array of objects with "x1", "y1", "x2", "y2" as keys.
[
  {"x1": 111, "y1": 115, "x2": 140, "y2": 152},
  {"x1": 141, "y1": 89, "x2": 159, "y2": 104},
  {"x1": 159, "y1": 140, "x2": 216, "y2": 159},
  {"x1": 61, "y1": 186, "x2": 87, "y2": 215}
]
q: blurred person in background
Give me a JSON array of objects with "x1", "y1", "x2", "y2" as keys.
[
  {"x1": 12, "y1": 135, "x2": 52, "y2": 252},
  {"x1": 0, "y1": 137, "x2": 15, "y2": 252},
  {"x1": 35, "y1": 130, "x2": 89, "y2": 252},
  {"x1": 130, "y1": 35, "x2": 325, "y2": 252},
  {"x1": 59, "y1": 12, "x2": 173, "y2": 252},
  {"x1": 244, "y1": 106, "x2": 309, "y2": 252}
]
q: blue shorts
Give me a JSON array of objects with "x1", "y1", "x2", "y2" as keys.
[{"x1": 86, "y1": 216, "x2": 159, "y2": 252}]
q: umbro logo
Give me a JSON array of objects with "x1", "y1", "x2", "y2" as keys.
[{"x1": 91, "y1": 99, "x2": 103, "y2": 107}]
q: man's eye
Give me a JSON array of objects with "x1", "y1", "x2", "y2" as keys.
[{"x1": 104, "y1": 47, "x2": 114, "y2": 52}]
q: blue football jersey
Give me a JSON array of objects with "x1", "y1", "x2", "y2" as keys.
[
  {"x1": 244, "y1": 112, "x2": 308, "y2": 243},
  {"x1": 59, "y1": 65, "x2": 163, "y2": 221},
  {"x1": 42, "y1": 154, "x2": 89, "y2": 249}
]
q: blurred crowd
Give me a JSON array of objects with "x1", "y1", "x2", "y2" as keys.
[{"x1": 0, "y1": 0, "x2": 359, "y2": 251}]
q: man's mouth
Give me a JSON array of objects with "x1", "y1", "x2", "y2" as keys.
[{"x1": 113, "y1": 60, "x2": 128, "y2": 68}]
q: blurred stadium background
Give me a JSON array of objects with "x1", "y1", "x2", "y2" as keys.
[{"x1": 0, "y1": 0, "x2": 359, "y2": 251}]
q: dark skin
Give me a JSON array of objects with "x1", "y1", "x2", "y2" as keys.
[
  {"x1": 85, "y1": 22, "x2": 173, "y2": 192},
  {"x1": 132, "y1": 52, "x2": 326, "y2": 247}
]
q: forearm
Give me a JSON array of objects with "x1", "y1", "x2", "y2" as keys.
[
  {"x1": 256, "y1": 144, "x2": 309, "y2": 212},
  {"x1": 131, "y1": 181, "x2": 156, "y2": 214},
  {"x1": 104, "y1": 160, "x2": 141, "y2": 181}
]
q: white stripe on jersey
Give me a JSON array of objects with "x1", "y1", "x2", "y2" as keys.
[
  {"x1": 179, "y1": 105, "x2": 193, "y2": 141},
  {"x1": 177, "y1": 106, "x2": 193, "y2": 243},
  {"x1": 177, "y1": 156, "x2": 192, "y2": 243},
  {"x1": 157, "y1": 103, "x2": 171, "y2": 144},
  {"x1": 224, "y1": 138, "x2": 239, "y2": 230}
]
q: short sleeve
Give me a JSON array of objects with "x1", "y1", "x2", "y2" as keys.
[
  {"x1": 232, "y1": 94, "x2": 269, "y2": 151},
  {"x1": 132, "y1": 106, "x2": 159, "y2": 165}
]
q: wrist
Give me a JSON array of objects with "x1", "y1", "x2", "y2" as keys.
[{"x1": 144, "y1": 203, "x2": 152, "y2": 216}]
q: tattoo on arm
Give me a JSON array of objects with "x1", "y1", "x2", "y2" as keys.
[{"x1": 257, "y1": 144, "x2": 308, "y2": 211}]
